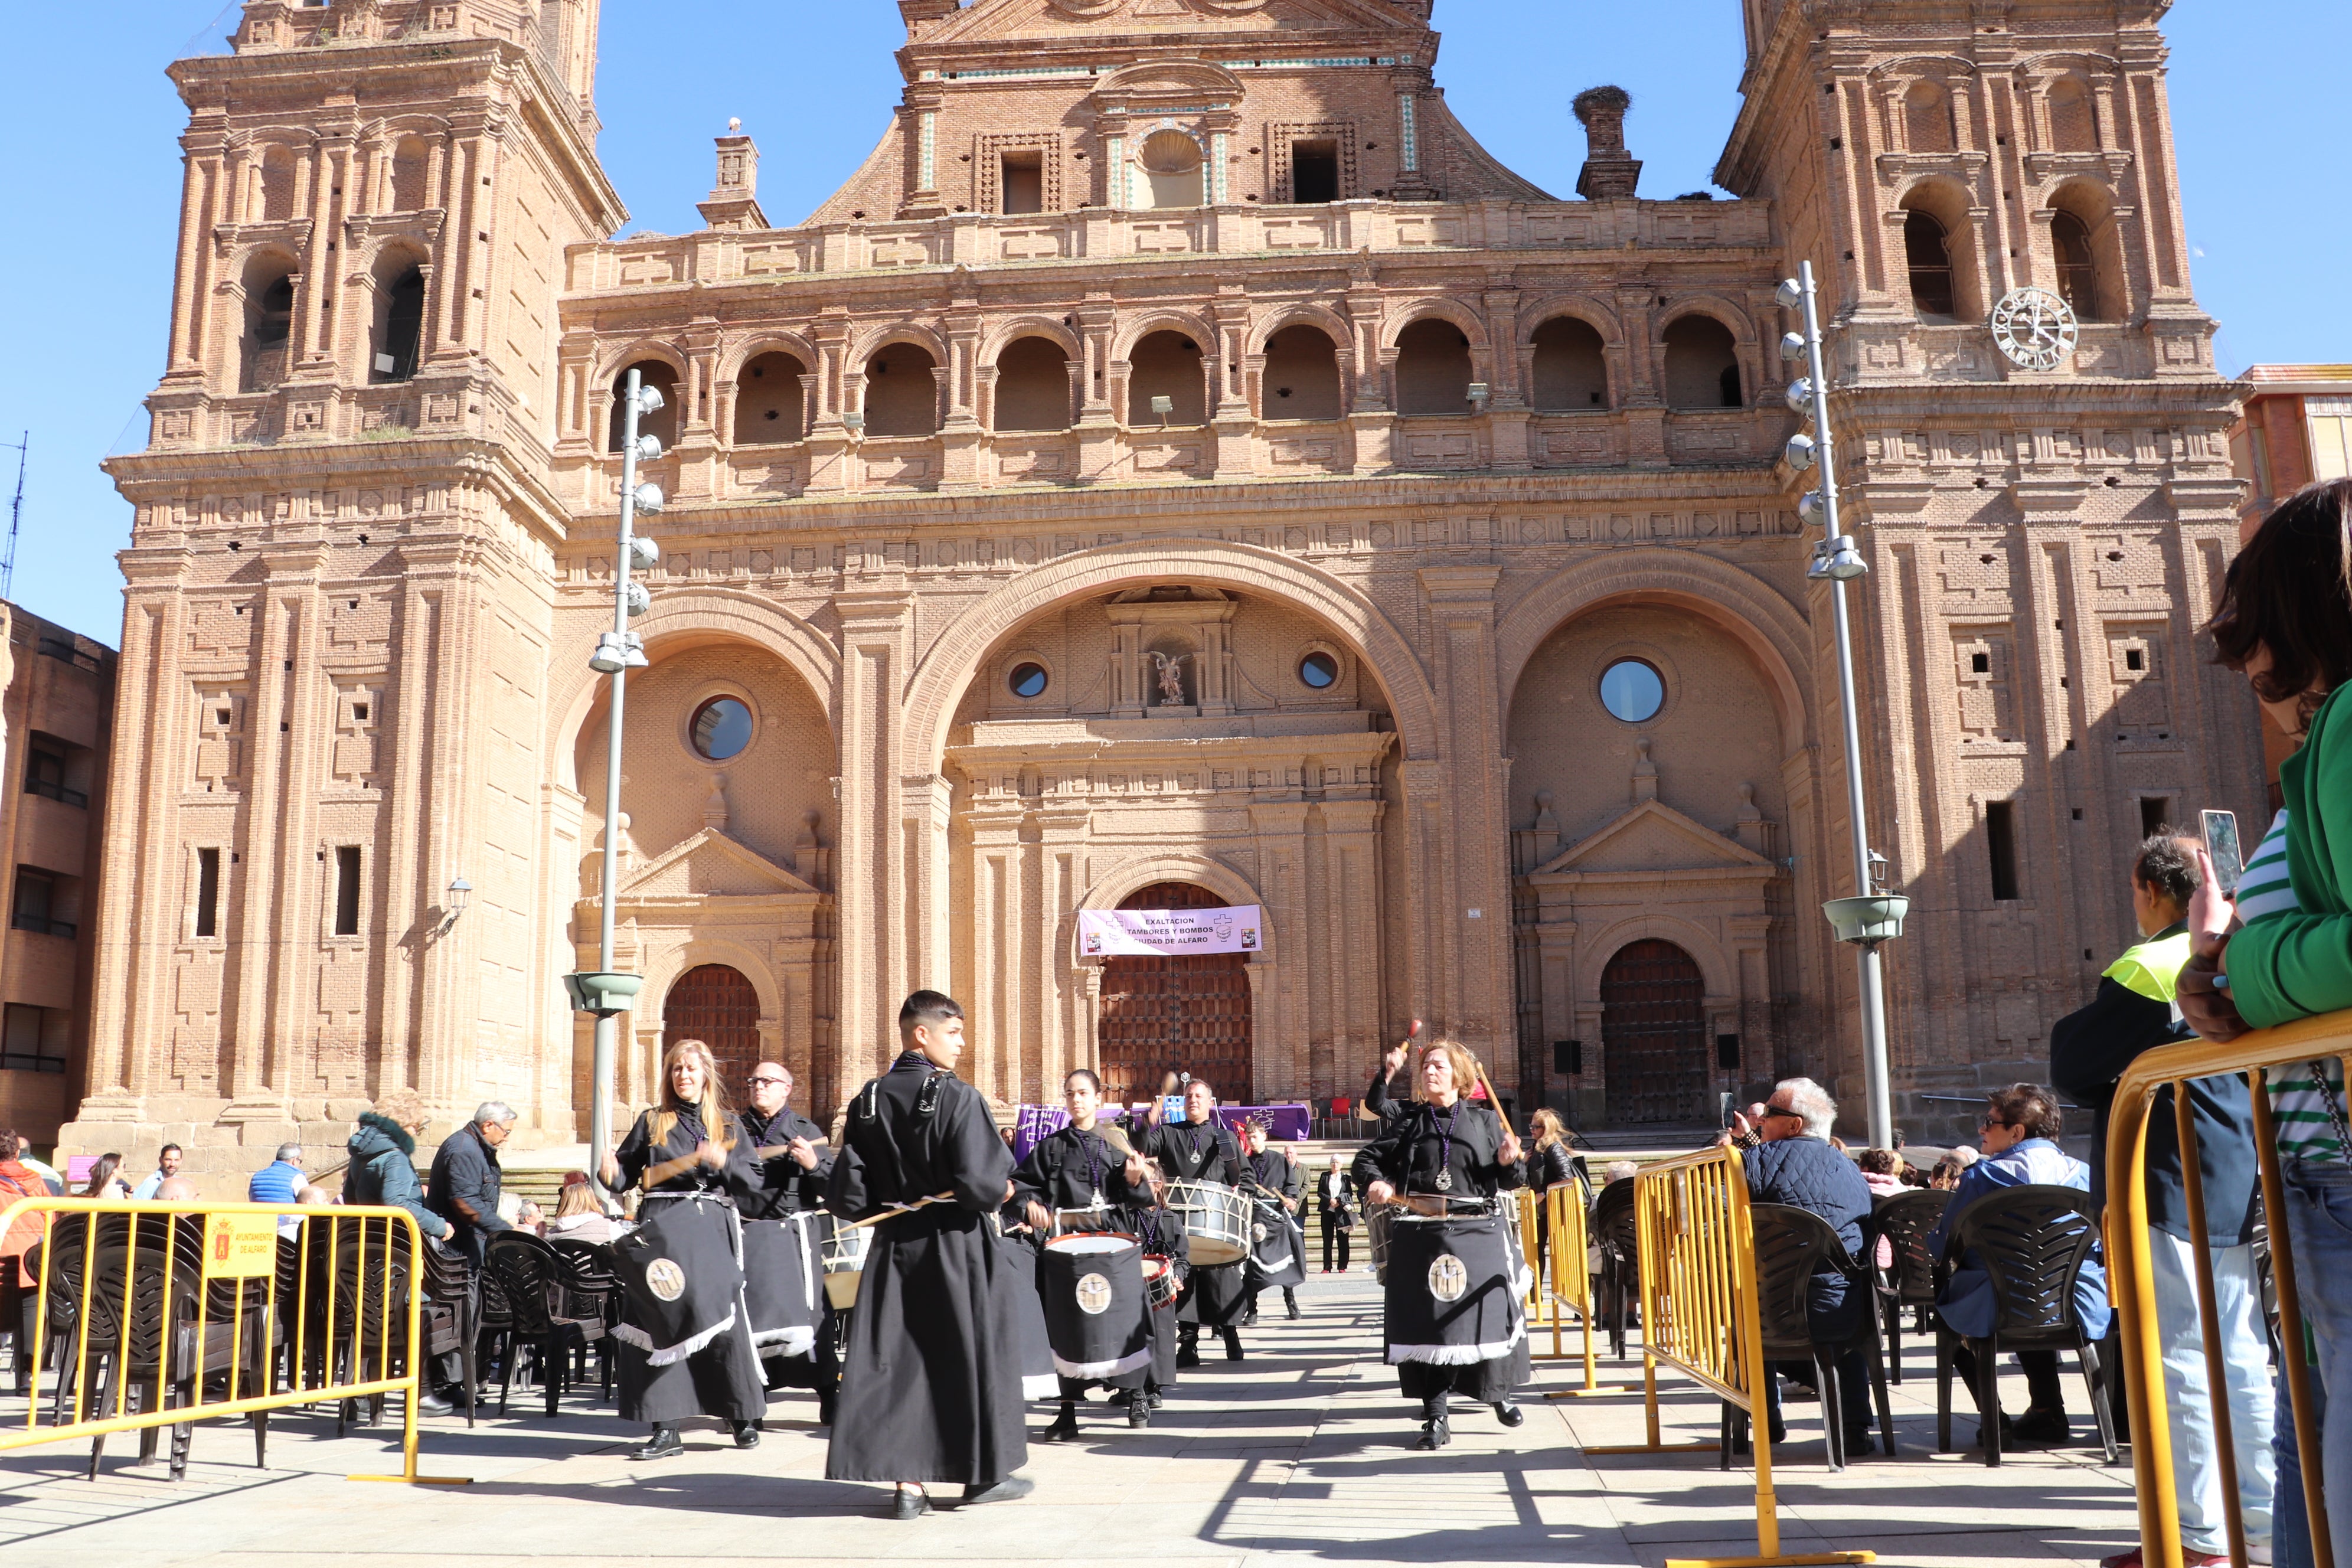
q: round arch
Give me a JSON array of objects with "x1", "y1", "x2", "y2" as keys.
[
  {"x1": 595, "y1": 338, "x2": 690, "y2": 387},
  {"x1": 1578, "y1": 913, "x2": 1739, "y2": 1008},
  {"x1": 1654, "y1": 295, "x2": 1757, "y2": 346},
  {"x1": 1515, "y1": 292, "x2": 1624, "y2": 348},
  {"x1": 1111, "y1": 311, "x2": 1217, "y2": 363},
  {"x1": 547, "y1": 590, "x2": 844, "y2": 793},
  {"x1": 1246, "y1": 303, "x2": 1354, "y2": 357},
  {"x1": 981, "y1": 316, "x2": 1084, "y2": 364},
  {"x1": 1495, "y1": 549, "x2": 1812, "y2": 756},
  {"x1": 1381, "y1": 297, "x2": 1491, "y2": 354},
  {"x1": 848, "y1": 320, "x2": 950, "y2": 368},
  {"x1": 901, "y1": 538, "x2": 1443, "y2": 772},
  {"x1": 717, "y1": 329, "x2": 821, "y2": 383},
  {"x1": 1074, "y1": 852, "x2": 1273, "y2": 953}
]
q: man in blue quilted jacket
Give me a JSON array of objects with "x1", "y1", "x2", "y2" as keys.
[{"x1": 1723, "y1": 1077, "x2": 1877, "y2": 1455}]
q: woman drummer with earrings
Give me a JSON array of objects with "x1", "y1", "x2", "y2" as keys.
[
  {"x1": 1012, "y1": 1068, "x2": 1165, "y2": 1439},
  {"x1": 1353, "y1": 1036, "x2": 1528, "y2": 1450}
]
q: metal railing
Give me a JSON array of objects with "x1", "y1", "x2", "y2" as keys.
[
  {"x1": 2108, "y1": 1008, "x2": 2352, "y2": 1568},
  {"x1": 0, "y1": 1196, "x2": 470, "y2": 1486},
  {"x1": 1584, "y1": 1144, "x2": 1874, "y2": 1568}
]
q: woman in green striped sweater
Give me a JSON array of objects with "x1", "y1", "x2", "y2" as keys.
[{"x1": 2178, "y1": 475, "x2": 2351, "y2": 1568}]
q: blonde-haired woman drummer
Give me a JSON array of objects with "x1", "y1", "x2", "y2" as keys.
[
  {"x1": 1353, "y1": 1037, "x2": 1528, "y2": 1449},
  {"x1": 598, "y1": 1037, "x2": 766, "y2": 1461}
]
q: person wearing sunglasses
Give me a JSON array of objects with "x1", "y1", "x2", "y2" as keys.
[{"x1": 734, "y1": 1063, "x2": 839, "y2": 1427}]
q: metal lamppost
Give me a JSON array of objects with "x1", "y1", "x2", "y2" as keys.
[
  {"x1": 563, "y1": 368, "x2": 667, "y2": 1195},
  {"x1": 1779, "y1": 262, "x2": 1909, "y2": 1151}
]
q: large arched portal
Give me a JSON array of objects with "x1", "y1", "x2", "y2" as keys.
[
  {"x1": 665, "y1": 963, "x2": 764, "y2": 1086},
  {"x1": 1096, "y1": 883, "x2": 1253, "y2": 1109},
  {"x1": 1599, "y1": 940, "x2": 1709, "y2": 1125}
]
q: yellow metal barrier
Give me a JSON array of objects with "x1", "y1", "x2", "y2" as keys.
[
  {"x1": 2108, "y1": 1008, "x2": 2352, "y2": 1568},
  {"x1": 1526, "y1": 1182, "x2": 1615, "y2": 1395},
  {"x1": 1585, "y1": 1145, "x2": 1873, "y2": 1568},
  {"x1": 0, "y1": 1196, "x2": 470, "y2": 1485}
]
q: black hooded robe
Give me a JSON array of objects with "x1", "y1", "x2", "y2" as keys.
[
  {"x1": 610, "y1": 1105, "x2": 769, "y2": 1426},
  {"x1": 1141, "y1": 1116, "x2": 1252, "y2": 1328},
  {"x1": 824, "y1": 1053, "x2": 1030, "y2": 1488}
]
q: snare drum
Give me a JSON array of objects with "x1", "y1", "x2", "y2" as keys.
[
  {"x1": 1167, "y1": 1180, "x2": 1251, "y2": 1267},
  {"x1": 819, "y1": 1214, "x2": 871, "y2": 1309},
  {"x1": 1141, "y1": 1255, "x2": 1179, "y2": 1311}
]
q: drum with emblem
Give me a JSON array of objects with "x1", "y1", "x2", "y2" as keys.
[
  {"x1": 1167, "y1": 1180, "x2": 1251, "y2": 1266},
  {"x1": 1380, "y1": 1207, "x2": 1525, "y2": 1370},
  {"x1": 1244, "y1": 1193, "x2": 1307, "y2": 1289},
  {"x1": 1038, "y1": 1233, "x2": 1152, "y2": 1380},
  {"x1": 610, "y1": 1193, "x2": 748, "y2": 1367}
]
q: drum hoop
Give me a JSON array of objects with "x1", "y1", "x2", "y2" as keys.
[{"x1": 1044, "y1": 1231, "x2": 1140, "y2": 1251}]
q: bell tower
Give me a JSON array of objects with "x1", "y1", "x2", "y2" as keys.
[
  {"x1": 76, "y1": 0, "x2": 626, "y2": 1169},
  {"x1": 1713, "y1": 1, "x2": 2258, "y2": 1120}
]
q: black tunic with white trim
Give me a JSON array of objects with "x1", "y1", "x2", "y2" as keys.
[{"x1": 610, "y1": 1105, "x2": 768, "y2": 1425}]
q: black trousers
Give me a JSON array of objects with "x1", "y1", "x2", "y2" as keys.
[
  {"x1": 1953, "y1": 1345, "x2": 2066, "y2": 1413},
  {"x1": 1322, "y1": 1219, "x2": 1351, "y2": 1271}
]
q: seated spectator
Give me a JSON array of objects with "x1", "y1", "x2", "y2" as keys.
[
  {"x1": 81, "y1": 1154, "x2": 131, "y2": 1200},
  {"x1": 132, "y1": 1143, "x2": 181, "y2": 1200},
  {"x1": 1602, "y1": 1160, "x2": 1639, "y2": 1187},
  {"x1": 547, "y1": 1173, "x2": 622, "y2": 1244},
  {"x1": 250, "y1": 1142, "x2": 309, "y2": 1236},
  {"x1": 2177, "y1": 475, "x2": 2352, "y2": 1568},
  {"x1": 342, "y1": 1090, "x2": 449, "y2": 1244},
  {"x1": 1857, "y1": 1148, "x2": 1907, "y2": 1199},
  {"x1": 1721, "y1": 1078, "x2": 1877, "y2": 1452},
  {"x1": 15, "y1": 1139, "x2": 63, "y2": 1196},
  {"x1": 156, "y1": 1177, "x2": 200, "y2": 1202},
  {"x1": 514, "y1": 1199, "x2": 546, "y2": 1237},
  {"x1": 1925, "y1": 1083, "x2": 2110, "y2": 1448}
]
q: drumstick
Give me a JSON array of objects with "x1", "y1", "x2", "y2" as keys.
[
  {"x1": 1471, "y1": 1057, "x2": 1517, "y2": 1144},
  {"x1": 843, "y1": 1190, "x2": 959, "y2": 1230}
]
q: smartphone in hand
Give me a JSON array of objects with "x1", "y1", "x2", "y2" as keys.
[{"x1": 2200, "y1": 809, "x2": 2244, "y2": 898}]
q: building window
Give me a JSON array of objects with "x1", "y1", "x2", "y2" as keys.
[
  {"x1": 1661, "y1": 315, "x2": 1741, "y2": 410},
  {"x1": 1986, "y1": 801, "x2": 2021, "y2": 901},
  {"x1": 1261, "y1": 325, "x2": 1343, "y2": 421},
  {"x1": 23, "y1": 741, "x2": 86, "y2": 808},
  {"x1": 1008, "y1": 661, "x2": 1050, "y2": 700},
  {"x1": 1000, "y1": 150, "x2": 1044, "y2": 215},
  {"x1": 690, "y1": 697, "x2": 754, "y2": 761},
  {"x1": 11, "y1": 868, "x2": 70, "y2": 939},
  {"x1": 334, "y1": 845, "x2": 362, "y2": 936},
  {"x1": 2139, "y1": 798, "x2": 2173, "y2": 839},
  {"x1": 1599, "y1": 659, "x2": 1665, "y2": 723},
  {"x1": 241, "y1": 265, "x2": 296, "y2": 393},
  {"x1": 1531, "y1": 316, "x2": 1609, "y2": 410},
  {"x1": 1290, "y1": 139, "x2": 1340, "y2": 204},
  {"x1": 1395, "y1": 318, "x2": 1474, "y2": 415},
  {"x1": 0, "y1": 1005, "x2": 65, "y2": 1075},
  {"x1": 734, "y1": 351, "x2": 809, "y2": 445},
  {"x1": 370, "y1": 260, "x2": 426, "y2": 383},
  {"x1": 1298, "y1": 651, "x2": 1340, "y2": 690},
  {"x1": 1905, "y1": 209, "x2": 1958, "y2": 320},
  {"x1": 992, "y1": 337, "x2": 1074, "y2": 433},
  {"x1": 195, "y1": 847, "x2": 222, "y2": 939},
  {"x1": 2052, "y1": 211, "x2": 2101, "y2": 321},
  {"x1": 862, "y1": 342, "x2": 942, "y2": 437},
  {"x1": 608, "y1": 361, "x2": 681, "y2": 452}
]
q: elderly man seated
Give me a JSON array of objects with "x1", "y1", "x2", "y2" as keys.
[{"x1": 1721, "y1": 1077, "x2": 1877, "y2": 1453}]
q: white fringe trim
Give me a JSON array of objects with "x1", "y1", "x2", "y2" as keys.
[
  {"x1": 612, "y1": 1306, "x2": 739, "y2": 1367},
  {"x1": 1385, "y1": 1318, "x2": 1527, "y2": 1367},
  {"x1": 752, "y1": 1325, "x2": 816, "y2": 1357},
  {"x1": 1050, "y1": 1346, "x2": 1155, "y2": 1379},
  {"x1": 1023, "y1": 1372, "x2": 1061, "y2": 1400}
]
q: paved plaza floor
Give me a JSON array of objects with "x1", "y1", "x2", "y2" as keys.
[{"x1": 0, "y1": 1268, "x2": 2140, "y2": 1566}]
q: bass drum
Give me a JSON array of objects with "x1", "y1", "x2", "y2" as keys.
[
  {"x1": 819, "y1": 1213, "x2": 871, "y2": 1309},
  {"x1": 1167, "y1": 1180, "x2": 1250, "y2": 1267}
]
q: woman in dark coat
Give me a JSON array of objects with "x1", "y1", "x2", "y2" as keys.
[
  {"x1": 598, "y1": 1037, "x2": 766, "y2": 1461},
  {"x1": 1353, "y1": 1038, "x2": 1529, "y2": 1449}
]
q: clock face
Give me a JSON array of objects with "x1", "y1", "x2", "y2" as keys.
[{"x1": 1990, "y1": 286, "x2": 2080, "y2": 371}]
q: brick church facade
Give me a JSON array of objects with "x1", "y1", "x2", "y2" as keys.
[{"x1": 71, "y1": 0, "x2": 2259, "y2": 1169}]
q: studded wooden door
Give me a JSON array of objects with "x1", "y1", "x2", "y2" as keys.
[
  {"x1": 1096, "y1": 882, "x2": 1253, "y2": 1108},
  {"x1": 663, "y1": 964, "x2": 763, "y2": 1089},
  {"x1": 1599, "y1": 940, "x2": 1709, "y2": 1125}
]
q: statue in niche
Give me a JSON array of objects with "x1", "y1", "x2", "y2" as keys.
[{"x1": 1151, "y1": 650, "x2": 1191, "y2": 706}]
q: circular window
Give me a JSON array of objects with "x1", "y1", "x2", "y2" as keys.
[
  {"x1": 1008, "y1": 661, "x2": 1050, "y2": 700},
  {"x1": 1598, "y1": 659, "x2": 1665, "y2": 724},
  {"x1": 690, "y1": 696, "x2": 754, "y2": 760},
  {"x1": 1298, "y1": 651, "x2": 1341, "y2": 690}
]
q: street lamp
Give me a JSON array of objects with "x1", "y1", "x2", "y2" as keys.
[
  {"x1": 567, "y1": 368, "x2": 665, "y2": 1201},
  {"x1": 1781, "y1": 262, "x2": 1907, "y2": 1150}
]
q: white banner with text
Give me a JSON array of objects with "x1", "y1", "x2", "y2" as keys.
[{"x1": 1076, "y1": 905, "x2": 1264, "y2": 958}]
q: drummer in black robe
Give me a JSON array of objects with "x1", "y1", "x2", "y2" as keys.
[
  {"x1": 1014, "y1": 1067, "x2": 1161, "y2": 1439},
  {"x1": 1141, "y1": 1078, "x2": 1251, "y2": 1365},
  {"x1": 1353, "y1": 1036, "x2": 1529, "y2": 1451},
  {"x1": 825, "y1": 991, "x2": 1033, "y2": 1521},
  {"x1": 732, "y1": 1060, "x2": 838, "y2": 1425},
  {"x1": 598, "y1": 1037, "x2": 768, "y2": 1461},
  {"x1": 1239, "y1": 1118, "x2": 1306, "y2": 1324}
]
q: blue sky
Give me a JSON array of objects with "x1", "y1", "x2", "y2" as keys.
[{"x1": 2, "y1": 1, "x2": 2342, "y2": 643}]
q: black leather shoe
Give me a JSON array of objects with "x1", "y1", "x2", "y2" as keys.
[
  {"x1": 1285, "y1": 1292, "x2": 1301, "y2": 1321},
  {"x1": 1146, "y1": 1388, "x2": 1164, "y2": 1409},
  {"x1": 1493, "y1": 1401, "x2": 1524, "y2": 1428},
  {"x1": 1040, "y1": 1404, "x2": 1081, "y2": 1442},
  {"x1": 1242, "y1": 1309, "x2": 1259, "y2": 1327},
  {"x1": 733, "y1": 1420, "x2": 760, "y2": 1449},
  {"x1": 891, "y1": 1487, "x2": 932, "y2": 1521},
  {"x1": 1416, "y1": 1406, "x2": 1451, "y2": 1450},
  {"x1": 817, "y1": 1390, "x2": 838, "y2": 1427},
  {"x1": 2013, "y1": 1407, "x2": 2070, "y2": 1446},
  {"x1": 1128, "y1": 1391, "x2": 1151, "y2": 1429},
  {"x1": 629, "y1": 1425, "x2": 685, "y2": 1462},
  {"x1": 959, "y1": 1475, "x2": 1036, "y2": 1506},
  {"x1": 1176, "y1": 1335, "x2": 1201, "y2": 1369},
  {"x1": 1222, "y1": 1329, "x2": 1244, "y2": 1362}
]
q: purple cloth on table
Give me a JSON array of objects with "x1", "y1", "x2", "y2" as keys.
[{"x1": 1010, "y1": 1104, "x2": 1310, "y2": 1163}]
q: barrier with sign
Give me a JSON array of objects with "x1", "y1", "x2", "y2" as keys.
[
  {"x1": 1527, "y1": 1182, "x2": 1614, "y2": 1396},
  {"x1": 0, "y1": 1197, "x2": 469, "y2": 1485},
  {"x1": 2107, "y1": 1008, "x2": 2352, "y2": 1568},
  {"x1": 1584, "y1": 1145, "x2": 1873, "y2": 1568}
]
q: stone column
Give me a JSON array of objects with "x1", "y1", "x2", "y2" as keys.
[
  {"x1": 1416, "y1": 567, "x2": 1514, "y2": 1059},
  {"x1": 835, "y1": 590, "x2": 913, "y2": 1086}
]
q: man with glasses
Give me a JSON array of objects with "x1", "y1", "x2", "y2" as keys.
[
  {"x1": 734, "y1": 1063, "x2": 838, "y2": 1425},
  {"x1": 1719, "y1": 1078, "x2": 1879, "y2": 1456}
]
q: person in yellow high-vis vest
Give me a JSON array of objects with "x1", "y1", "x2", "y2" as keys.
[{"x1": 2053, "y1": 832, "x2": 2269, "y2": 1567}]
